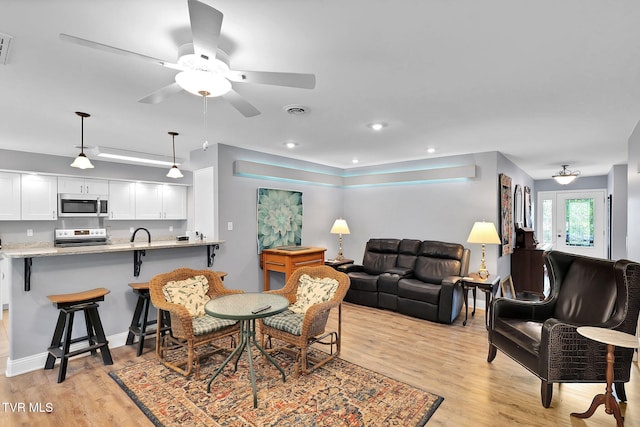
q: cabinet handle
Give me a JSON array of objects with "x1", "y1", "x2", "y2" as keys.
[
  {"x1": 52, "y1": 210, "x2": 56, "y2": 219},
  {"x1": 86, "y1": 185, "x2": 89, "y2": 193}
]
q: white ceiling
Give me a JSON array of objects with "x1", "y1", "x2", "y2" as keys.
[{"x1": 2, "y1": 0, "x2": 640, "y2": 179}]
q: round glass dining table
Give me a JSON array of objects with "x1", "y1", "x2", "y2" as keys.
[{"x1": 204, "y1": 292, "x2": 289, "y2": 408}]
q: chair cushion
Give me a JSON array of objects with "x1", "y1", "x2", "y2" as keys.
[
  {"x1": 289, "y1": 274, "x2": 339, "y2": 314},
  {"x1": 493, "y1": 318, "x2": 543, "y2": 356},
  {"x1": 263, "y1": 309, "x2": 304, "y2": 335},
  {"x1": 162, "y1": 275, "x2": 210, "y2": 316},
  {"x1": 192, "y1": 315, "x2": 237, "y2": 336}
]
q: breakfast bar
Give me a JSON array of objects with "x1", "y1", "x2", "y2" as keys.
[{"x1": 0, "y1": 239, "x2": 224, "y2": 378}]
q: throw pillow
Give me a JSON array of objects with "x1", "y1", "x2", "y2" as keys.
[
  {"x1": 162, "y1": 275, "x2": 210, "y2": 317},
  {"x1": 289, "y1": 274, "x2": 339, "y2": 314}
]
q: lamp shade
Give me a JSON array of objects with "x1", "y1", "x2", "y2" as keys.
[
  {"x1": 467, "y1": 221, "x2": 501, "y2": 244},
  {"x1": 552, "y1": 164, "x2": 579, "y2": 185},
  {"x1": 175, "y1": 70, "x2": 231, "y2": 97},
  {"x1": 330, "y1": 218, "x2": 350, "y2": 235},
  {"x1": 166, "y1": 165, "x2": 184, "y2": 178},
  {"x1": 70, "y1": 152, "x2": 94, "y2": 169}
]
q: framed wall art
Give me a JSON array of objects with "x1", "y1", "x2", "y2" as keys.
[
  {"x1": 257, "y1": 188, "x2": 303, "y2": 253},
  {"x1": 499, "y1": 174, "x2": 513, "y2": 255}
]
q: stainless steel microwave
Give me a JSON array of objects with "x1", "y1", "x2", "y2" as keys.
[{"x1": 58, "y1": 194, "x2": 109, "y2": 217}]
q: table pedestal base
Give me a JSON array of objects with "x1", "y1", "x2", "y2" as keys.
[
  {"x1": 571, "y1": 343, "x2": 624, "y2": 427},
  {"x1": 206, "y1": 318, "x2": 286, "y2": 408}
]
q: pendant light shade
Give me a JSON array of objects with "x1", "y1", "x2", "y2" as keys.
[
  {"x1": 70, "y1": 112, "x2": 94, "y2": 169},
  {"x1": 166, "y1": 131, "x2": 183, "y2": 178},
  {"x1": 552, "y1": 164, "x2": 579, "y2": 185}
]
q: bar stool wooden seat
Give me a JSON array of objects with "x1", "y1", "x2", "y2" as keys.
[
  {"x1": 45, "y1": 288, "x2": 113, "y2": 383},
  {"x1": 126, "y1": 282, "x2": 171, "y2": 356}
]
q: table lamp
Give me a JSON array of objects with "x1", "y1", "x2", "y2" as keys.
[
  {"x1": 330, "y1": 218, "x2": 350, "y2": 261},
  {"x1": 467, "y1": 221, "x2": 501, "y2": 280}
]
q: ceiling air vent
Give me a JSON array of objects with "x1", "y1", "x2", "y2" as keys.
[
  {"x1": 0, "y1": 33, "x2": 13, "y2": 65},
  {"x1": 283, "y1": 104, "x2": 309, "y2": 115}
]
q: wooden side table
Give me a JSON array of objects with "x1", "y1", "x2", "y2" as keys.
[
  {"x1": 260, "y1": 246, "x2": 326, "y2": 290},
  {"x1": 571, "y1": 327, "x2": 640, "y2": 427},
  {"x1": 461, "y1": 274, "x2": 500, "y2": 328}
]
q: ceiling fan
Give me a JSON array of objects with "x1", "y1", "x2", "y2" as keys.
[{"x1": 59, "y1": 0, "x2": 315, "y2": 117}]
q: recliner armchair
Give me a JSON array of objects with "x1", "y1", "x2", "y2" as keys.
[{"x1": 488, "y1": 250, "x2": 640, "y2": 407}]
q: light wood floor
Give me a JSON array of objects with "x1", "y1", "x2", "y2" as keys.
[{"x1": 1, "y1": 304, "x2": 638, "y2": 426}]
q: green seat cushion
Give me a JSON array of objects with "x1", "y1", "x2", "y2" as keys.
[
  {"x1": 192, "y1": 315, "x2": 237, "y2": 336},
  {"x1": 262, "y1": 310, "x2": 304, "y2": 336}
]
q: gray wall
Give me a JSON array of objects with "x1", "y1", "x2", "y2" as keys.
[
  {"x1": 628, "y1": 120, "x2": 640, "y2": 263},
  {"x1": 210, "y1": 147, "x2": 526, "y2": 288}
]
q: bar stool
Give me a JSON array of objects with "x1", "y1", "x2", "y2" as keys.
[
  {"x1": 126, "y1": 282, "x2": 171, "y2": 356},
  {"x1": 45, "y1": 288, "x2": 113, "y2": 383}
]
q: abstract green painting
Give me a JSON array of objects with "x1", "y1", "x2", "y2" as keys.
[{"x1": 257, "y1": 188, "x2": 303, "y2": 252}]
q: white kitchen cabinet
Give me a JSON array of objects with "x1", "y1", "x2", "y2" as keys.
[
  {"x1": 58, "y1": 177, "x2": 108, "y2": 195},
  {"x1": 162, "y1": 184, "x2": 187, "y2": 220},
  {"x1": 108, "y1": 181, "x2": 136, "y2": 220},
  {"x1": 21, "y1": 174, "x2": 57, "y2": 220},
  {"x1": 0, "y1": 172, "x2": 21, "y2": 220},
  {"x1": 135, "y1": 182, "x2": 164, "y2": 219},
  {"x1": 134, "y1": 182, "x2": 187, "y2": 220}
]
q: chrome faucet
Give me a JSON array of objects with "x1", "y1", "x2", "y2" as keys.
[{"x1": 130, "y1": 227, "x2": 151, "y2": 243}]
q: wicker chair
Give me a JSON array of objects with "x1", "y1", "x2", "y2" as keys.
[
  {"x1": 259, "y1": 265, "x2": 350, "y2": 376},
  {"x1": 148, "y1": 268, "x2": 242, "y2": 378}
]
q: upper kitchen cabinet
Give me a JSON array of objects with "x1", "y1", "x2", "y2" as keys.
[
  {"x1": 21, "y1": 174, "x2": 57, "y2": 220},
  {"x1": 134, "y1": 182, "x2": 186, "y2": 220},
  {"x1": 108, "y1": 181, "x2": 136, "y2": 220},
  {"x1": 58, "y1": 177, "x2": 108, "y2": 195},
  {"x1": 162, "y1": 184, "x2": 187, "y2": 220},
  {"x1": 0, "y1": 172, "x2": 21, "y2": 220}
]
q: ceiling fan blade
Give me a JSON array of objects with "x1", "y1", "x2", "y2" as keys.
[
  {"x1": 228, "y1": 70, "x2": 316, "y2": 89},
  {"x1": 188, "y1": 0, "x2": 223, "y2": 61},
  {"x1": 137, "y1": 82, "x2": 184, "y2": 104},
  {"x1": 222, "y1": 89, "x2": 261, "y2": 117},
  {"x1": 60, "y1": 33, "x2": 182, "y2": 70}
]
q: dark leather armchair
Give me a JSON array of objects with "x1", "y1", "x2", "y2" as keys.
[{"x1": 488, "y1": 251, "x2": 640, "y2": 407}]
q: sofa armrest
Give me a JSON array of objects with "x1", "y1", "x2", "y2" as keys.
[
  {"x1": 437, "y1": 276, "x2": 463, "y2": 323},
  {"x1": 339, "y1": 264, "x2": 364, "y2": 274}
]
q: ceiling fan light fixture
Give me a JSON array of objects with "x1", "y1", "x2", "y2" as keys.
[
  {"x1": 175, "y1": 70, "x2": 231, "y2": 97},
  {"x1": 552, "y1": 164, "x2": 580, "y2": 185},
  {"x1": 70, "y1": 111, "x2": 94, "y2": 169}
]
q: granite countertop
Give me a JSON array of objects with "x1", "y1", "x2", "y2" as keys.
[{"x1": 0, "y1": 239, "x2": 224, "y2": 258}]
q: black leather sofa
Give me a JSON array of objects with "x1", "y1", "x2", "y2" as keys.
[{"x1": 341, "y1": 238, "x2": 470, "y2": 324}]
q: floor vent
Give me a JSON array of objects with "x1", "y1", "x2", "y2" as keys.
[{"x1": 0, "y1": 33, "x2": 13, "y2": 65}]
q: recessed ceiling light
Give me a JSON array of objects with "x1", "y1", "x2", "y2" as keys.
[
  {"x1": 367, "y1": 122, "x2": 387, "y2": 131},
  {"x1": 352, "y1": 159, "x2": 359, "y2": 164},
  {"x1": 427, "y1": 147, "x2": 436, "y2": 154},
  {"x1": 285, "y1": 141, "x2": 297, "y2": 149}
]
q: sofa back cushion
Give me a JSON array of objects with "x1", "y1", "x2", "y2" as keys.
[
  {"x1": 397, "y1": 239, "x2": 422, "y2": 269},
  {"x1": 553, "y1": 257, "x2": 617, "y2": 324},
  {"x1": 413, "y1": 241, "x2": 465, "y2": 284},
  {"x1": 362, "y1": 239, "x2": 400, "y2": 275}
]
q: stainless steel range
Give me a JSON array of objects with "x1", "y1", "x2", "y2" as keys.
[{"x1": 54, "y1": 228, "x2": 108, "y2": 247}]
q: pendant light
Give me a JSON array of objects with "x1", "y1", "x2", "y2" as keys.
[
  {"x1": 552, "y1": 164, "x2": 580, "y2": 185},
  {"x1": 166, "y1": 131, "x2": 183, "y2": 178},
  {"x1": 70, "y1": 112, "x2": 94, "y2": 169}
]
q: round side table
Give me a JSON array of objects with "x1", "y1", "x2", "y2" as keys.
[{"x1": 571, "y1": 326, "x2": 640, "y2": 427}]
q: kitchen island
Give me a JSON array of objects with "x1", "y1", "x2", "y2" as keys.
[{"x1": 0, "y1": 239, "x2": 224, "y2": 377}]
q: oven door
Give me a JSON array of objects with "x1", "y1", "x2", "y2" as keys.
[{"x1": 58, "y1": 194, "x2": 99, "y2": 217}]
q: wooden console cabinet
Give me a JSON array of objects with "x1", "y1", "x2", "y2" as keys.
[
  {"x1": 511, "y1": 244, "x2": 551, "y2": 297},
  {"x1": 260, "y1": 246, "x2": 326, "y2": 291}
]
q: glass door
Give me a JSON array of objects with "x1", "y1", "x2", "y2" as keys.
[{"x1": 537, "y1": 190, "x2": 606, "y2": 258}]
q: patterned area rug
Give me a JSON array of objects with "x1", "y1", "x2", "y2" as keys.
[{"x1": 109, "y1": 346, "x2": 443, "y2": 426}]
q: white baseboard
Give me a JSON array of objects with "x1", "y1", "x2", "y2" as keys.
[{"x1": 5, "y1": 331, "x2": 129, "y2": 378}]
